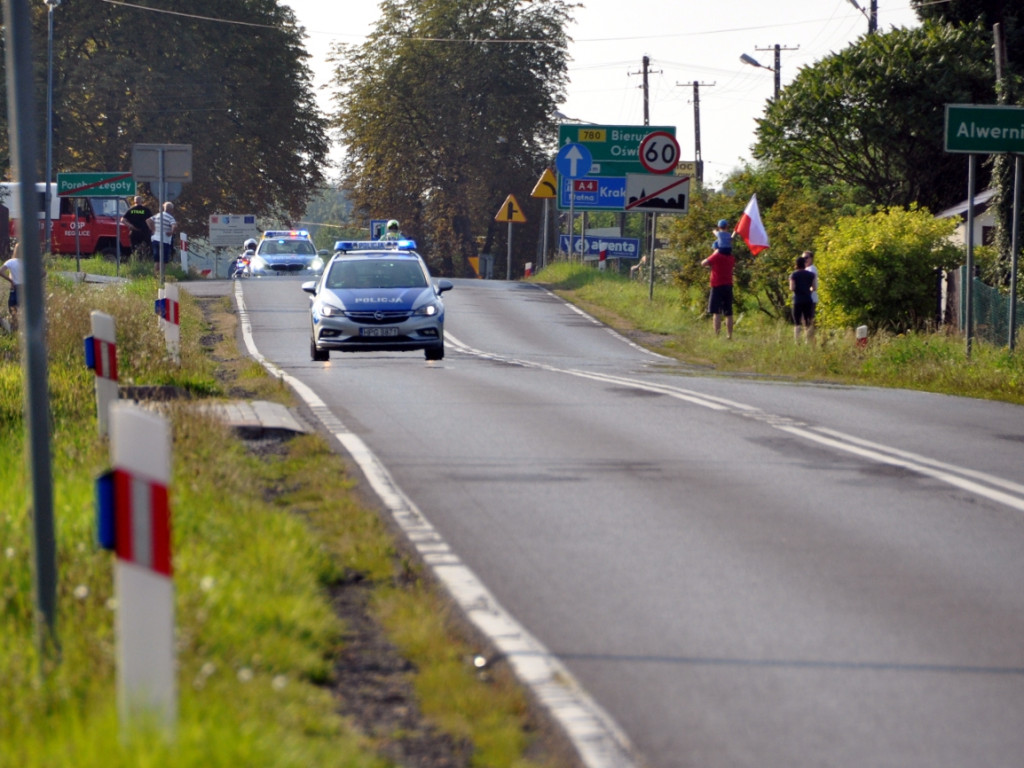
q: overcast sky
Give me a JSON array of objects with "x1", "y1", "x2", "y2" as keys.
[{"x1": 283, "y1": 0, "x2": 923, "y2": 186}]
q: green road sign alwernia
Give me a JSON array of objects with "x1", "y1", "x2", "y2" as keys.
[{"x1": 945, "y1": 104, "x2": 1024, "y2": 154}]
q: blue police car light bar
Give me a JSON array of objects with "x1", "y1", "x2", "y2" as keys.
[
  {"x1": 333, "y1": 240, "x2": 418, "y2": 252},
  {"x1": 263, "y1": 230, "x2": 310, "y2": 239}
]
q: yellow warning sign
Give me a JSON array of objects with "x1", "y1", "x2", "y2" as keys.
[
  {"x1": 530, "y1": 168, "x2": 558, "y2": 199},
  {"x1": 495, "y1": 194, "x2": 527, "y2": 223}
]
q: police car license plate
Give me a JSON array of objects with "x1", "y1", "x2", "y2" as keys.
[{"x1": 360, "y1": 327, "x2": 399, "y2": 337}]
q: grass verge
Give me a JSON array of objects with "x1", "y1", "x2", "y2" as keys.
[
  {"x1": 0, "y1": 274, "x2": 566, "y2": 768},
  {"x1": 536, "y1": 262, "x2": 1024, "y2": 405}
]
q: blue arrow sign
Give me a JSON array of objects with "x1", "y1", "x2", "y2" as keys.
[{"x1": 556, "y1": 142, "x2": 593, "y2": 179}]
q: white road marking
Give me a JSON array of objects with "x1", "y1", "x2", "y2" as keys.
[
  {"x1": 237, "y1": 281, "x2": 1024, "y2": 768},
  {"x1": 235, "y1": 283, "x2": 642, "y2": 768},
  {"x1": 445, "y1": 332, "x2": 1024, "y2": 513}
]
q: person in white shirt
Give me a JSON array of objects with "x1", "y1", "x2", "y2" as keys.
[
  {"x1": 147, "y1": 202, "x2": 178, "y2": 277},
  {"x1": 0, "y1": 242, "x2": 24, "y2": 330}
]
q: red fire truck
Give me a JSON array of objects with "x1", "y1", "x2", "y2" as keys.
[{"x1": 1, "y1": 183, "x2": 133, "y2": 257}]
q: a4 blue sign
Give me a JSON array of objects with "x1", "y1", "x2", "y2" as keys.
[{"x1": 559, "y1": 176, "x2": 626, "y2": 210}]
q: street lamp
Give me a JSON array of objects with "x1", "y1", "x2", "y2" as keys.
[
  {"x1": 44, "y1": 0, "x2": 62, "y2": 256},
  {"x1": 846, "y1": 0, "x2": 878, "y2": 34},
  {"x1": 740, "y1": 50, "x2": 779, "y2": 100}
]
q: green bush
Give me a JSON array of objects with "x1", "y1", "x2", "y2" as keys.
[{"x1": 814, "y1": 206, "x2": 960, "y2": 331}]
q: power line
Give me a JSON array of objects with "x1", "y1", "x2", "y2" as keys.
[{"x1": 100, "y1": 0, "x2": 284, "y2": 30}]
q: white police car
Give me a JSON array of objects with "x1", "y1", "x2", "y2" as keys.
[
  {"x1": 303, "y1": 240, "x2": 453, "y2": 361},
  {"x1": 251, "y1": 230, "x2": 324, "y2": 276}
]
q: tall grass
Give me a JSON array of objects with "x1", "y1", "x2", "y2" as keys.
[{"x1": 536, "y1": 262, "x2": 1024, "y2": 404}]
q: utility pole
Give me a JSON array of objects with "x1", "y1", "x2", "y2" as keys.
[
  {"x1": 642, "y1": 55, "x2": 649, "y2": 126},
  {"x1": 688, "y1": 81, "x2": 714, "y2": 186},
  {"x1": 629, "y1": 55, "x2": 661, "y2": 286},
  {"x1": 676, "y1": 80, "x2": 714, "y2": 185},
  {"x1": 846, "y1": 0, "x2": 878, "y2": 33},
  {"x1": 630, "y1": 55, "x2": 661, "y2": 126},
  {"x1": 743, "y1": 45, "x2": 798, "y2": 100}
]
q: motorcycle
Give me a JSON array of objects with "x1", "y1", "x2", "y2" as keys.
[{"x1": 231, "y1": 249, "x2": 254, "y2": 278}]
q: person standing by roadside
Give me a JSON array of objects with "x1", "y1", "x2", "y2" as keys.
[
  {"x1": 147, "y1": 202, "x2": 177, "y2": 278},
  {"x1": 803, "y1": 250, "x2": 819, "y2": 307},
  {"x1": 0, "y1": 242, "x2": 23, "y2": 331},
  {"x1": 701, "y1": 242, "x2": 735, "y2": 340},
  {"x1": 789, "y1": 255, "x2": 816, "y2": 343},
  {"x1": 121, "y1": 195, "x2": 152, "y2": 258}
]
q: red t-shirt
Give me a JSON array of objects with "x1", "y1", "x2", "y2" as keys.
[{"x1": 706, "y1": 252, "x2": 735, "y2": 287}]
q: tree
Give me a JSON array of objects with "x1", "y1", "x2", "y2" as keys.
[
  {"x1": 664, "y1": 164, "x2": 866, "y2": 318},
  {"x1": 813, "y1": 207, "x2": 960, "y2": 331},
  {"x1": 328, "y1": 0, "x2": 573, "y2": 276},
  {"x1": 0, "y1": 0, "x2": 328, "y2": 236},
  {"x1": 910, "y1": 0, "x2": 1023, "y2": 293},
  {"x1": 753, "y1": 22, "x2": 996, "y2": 214},
  {"x1": 912, "y1": 0, "x2": 1022, "y2": 52}
]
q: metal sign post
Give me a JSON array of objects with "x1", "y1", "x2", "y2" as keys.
[
  {"x1": 945, "y1": 104, "x2": 1024, "y2": 353},
  {"x1": 5, "y1": 0, "x2": 58, "y2": 660},
  {"x1": 556, "y1": 144, "x2": 592, "y2": 263},
  {"x1": 1011, "y1": 156, "x2": 1021, "y2": 351},
  {"x1": 132, "y1": 144, "x2": 192, "y2": 286},
  {"x1": 495, "y1": 194, "x2": 527, "y2": 279},
  {"x1": 530, "y1": 169, "x2": 557, "y2": 269}
]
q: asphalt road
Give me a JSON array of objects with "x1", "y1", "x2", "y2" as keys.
[{"x1": 225, "y1": 275, "x2": 1024, "y2": 768}]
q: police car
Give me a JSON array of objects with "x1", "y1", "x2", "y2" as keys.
[
  {"x1": 250, "y1": 230, "x2": 324, "y2": 276},
  {"x1": 303, "y1": 240, "x2": 453, "y2": 361}
]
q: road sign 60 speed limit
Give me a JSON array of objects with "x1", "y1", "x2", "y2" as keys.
[{"x1": 639, "y1": 131, "x2": 680, "y2": 174}]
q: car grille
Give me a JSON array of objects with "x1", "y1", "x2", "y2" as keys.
[
  {"x1": 346, "y1": 310, "x2": 413, "y2": 324},
  {"x1": 269, "y1": 263, "x2": 308, "y2": 272}
]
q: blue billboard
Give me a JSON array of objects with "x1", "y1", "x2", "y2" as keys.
[{"x1": 559, "y1": 235, "x2": 641, "y2": 260}]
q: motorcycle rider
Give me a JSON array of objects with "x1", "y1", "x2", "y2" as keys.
[
  {"x1": 233, "y1": 237, "x2": 257, "y2": 278},
  {"x1": 378, "y1": 219, "x2": 404, "y2": 241}
]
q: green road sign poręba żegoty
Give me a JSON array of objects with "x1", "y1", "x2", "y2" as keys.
[{"x1": 56, "y1": 172, "x2": 136, "y2": 198}]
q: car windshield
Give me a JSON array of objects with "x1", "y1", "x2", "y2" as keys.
[
  {"x1": 326, "y1": 259, "x2": 428, "y2": 290},
  {"x1": 260, "y1": 240, "x2": 316, "y2": 255},
  {"x1": 93, "y1": 198, "x2": 128, "y2": 217}
]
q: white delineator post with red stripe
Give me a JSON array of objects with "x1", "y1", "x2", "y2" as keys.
[
  {"x1": 156, "y1": 283, "x2": 181, "y2": 363},
  {"x1": 103, "y1": 404, "x2": 176, "y2": 730},
  {"x1": 179, "y1": 232, "x2": 189, "y2": 274},
  {"x1": 85, "y1": 310, "x2": 118, "y2": 436}
]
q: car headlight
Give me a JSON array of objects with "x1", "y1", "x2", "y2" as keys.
[
  {"x1": 310, "y1": 256, "x2": 324, "y2": 272},
  {"x1": 413, "y1": 301, "x2": 441, "y2": 317},
  {"x1": 319, "y1": 303, "x2": 344, "y2": 317},
  {"x1": 251, "y1": 255, "x2": 268, "y2": 270}
]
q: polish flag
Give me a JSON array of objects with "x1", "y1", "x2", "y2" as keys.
[{"x1": 734, "y1": 194, "x2": 769, "y2": 255}]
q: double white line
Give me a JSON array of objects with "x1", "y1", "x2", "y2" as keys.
[{"x1": 445, "y1": 332, "x2": 1024, "y2": 514}]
